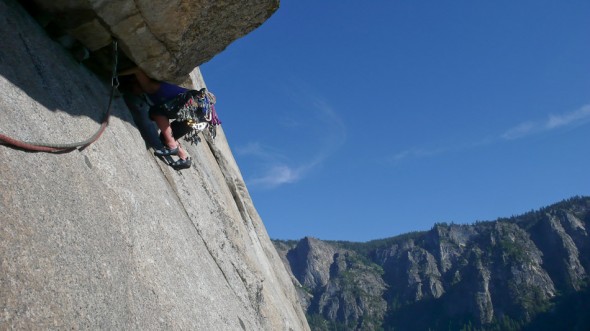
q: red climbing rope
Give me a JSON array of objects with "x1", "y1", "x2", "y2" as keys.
[{"x1": 0, "y1": 40, "x2": 119, "y2": 153}]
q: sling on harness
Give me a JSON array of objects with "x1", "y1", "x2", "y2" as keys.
[{"x1": 181, "y1": 88, "x2": 220, "y2": 141}]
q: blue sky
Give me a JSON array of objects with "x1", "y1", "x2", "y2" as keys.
[{"x1": 201, "y1": 0, "x2": 590, "y2": 242}]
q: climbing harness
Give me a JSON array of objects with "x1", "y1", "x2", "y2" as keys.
[
  {"x1": 171, "y1": 88, "x2": 220, "y2": 144},
  {"x1": 162, "y1": 88, "x2": 221, "y2": 144},
  {"x1": 148, "y1": 85, "x2": 220, "y2": 144},
  {"x1": 0, "y1": 40, "x2": 119, "y2": 153}
]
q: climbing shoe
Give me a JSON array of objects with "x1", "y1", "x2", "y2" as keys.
[
  {"x1": 171, "y1": 157, "x2": 192, "y2": 170},
  {"x1": 154, "y1": 145, "x2": 179, "y2": 157}
]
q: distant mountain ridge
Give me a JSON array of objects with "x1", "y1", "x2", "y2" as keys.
[{"x1": 274, "y1": 196, "x2": 590, "y2": 330}]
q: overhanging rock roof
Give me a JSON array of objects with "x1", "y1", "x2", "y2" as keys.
[{"x1": 29, "y1": 0, "x2": 279, "y2": 82}]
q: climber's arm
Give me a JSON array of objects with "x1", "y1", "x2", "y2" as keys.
[{"x1": 118, "y1": 67, "x2": 160, "y2": 94}]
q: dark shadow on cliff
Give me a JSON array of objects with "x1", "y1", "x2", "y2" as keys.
[
  {"x1": 382, "y1": 296, "x2": 472, "y2": 331},
  {"x1": 122, "y1": 92, "x2": 165, "y2": 151},
  {"x1": 0, "y1": 0, "x2": 164, "y2": 152},
  {"x1": 523, "y1": 283, "x2": 590, "y2": 331},
  {"x1": 2, "y1": 0, "x2": 102, "y2": 120}
]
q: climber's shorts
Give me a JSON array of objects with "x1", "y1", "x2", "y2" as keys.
[
  {"x1": 148, "y1": 91, "x2": 195, "y2": 120},
  {"x1": 148, "y1": 102, "x2": 181, "y2": 120}
]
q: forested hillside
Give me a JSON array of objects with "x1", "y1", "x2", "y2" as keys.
[{"x1": 275, "y1": 196, "x2": 590, "y2": 330}]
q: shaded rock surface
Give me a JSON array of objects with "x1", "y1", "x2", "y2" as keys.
[
  {"x1": 23, "y1": 0, "x2": 279, "y2": 82},
  {"x1": 0, "y1": 1, "x2": 307, "y2": 329},
  {"x1": 275, "y1": 197, "x2": 590, "y2": 330}
]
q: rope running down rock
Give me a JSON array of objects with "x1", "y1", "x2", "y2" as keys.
[{"x1": 0, "y1": 40, "x2": 119, "y2": 153}]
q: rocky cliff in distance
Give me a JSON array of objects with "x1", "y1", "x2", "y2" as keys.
[
  {"x1": 0, "y1": 0, "x2": 308, "y2": 329},
  {"x1": 274, "y1": 197, "x2": 590, "y2": 331}
]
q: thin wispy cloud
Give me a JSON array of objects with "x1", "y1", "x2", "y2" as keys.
[
  {"x1": 237, "y1": 83, "x2": 347, "y2": 189},
  {"x1": 393, "y1": 104, "x2": 590, "y2": 163},
  {"x1": 248, "y1": 164, "x2": 301, "y2": 187},
  {"x1": 500, "y1": 121, "x2": 538, "y2": 140},
  {"x1": 244, "y1": 156, "x2": 325, "y2": 188},
  {"x1": 548, "y1": 105, "x2": 590, "y2": 128},
  {"x1": 502, "y1": 104, "x2": 590, "y2": 140},
  {"x1": 236, "y1": 142, "x2": 288, "y2": 162},
  {"x1": 236, "y1": 142, "x2": 320, "y2": 188}
]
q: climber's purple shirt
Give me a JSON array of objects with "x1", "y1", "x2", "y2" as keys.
[{"x1": 147, "y1": 82, "x2": 188, "y2": 105}]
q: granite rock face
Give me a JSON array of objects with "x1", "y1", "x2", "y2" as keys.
[
  {"x1": 280, "y1": 239, "x2": 388, "y2": 331},
  {"x1": 287, "y1": 237, "x2": 336, "y2": 292},
  {"x1": 0, "y1": 1, "x2": 307, "y2": 329},
  {"x1": 26, "y1": 0, "x2": 279, "y2": 82},
  {"x1": 275, "y1": 197, "x2": 590, "y2": 330}
]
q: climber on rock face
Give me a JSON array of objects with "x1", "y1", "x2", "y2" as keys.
[{"x1": 119, "y1": 67, "x2": 192, "y2": 170}]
